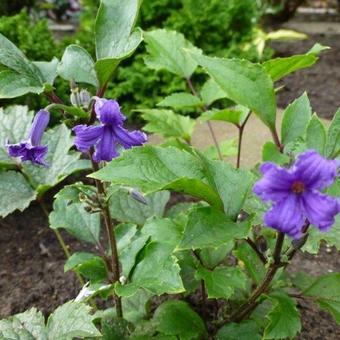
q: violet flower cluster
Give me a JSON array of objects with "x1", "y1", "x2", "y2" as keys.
[
  {"x1": 7, "y1": 109, "x2": 50, "y2": 166},
  {"x1": 254, "y1": 150, "x2": 340, "y2": 238},
  {"x1": 73, "y1": 98, "x2": 147, "y2": 162}
]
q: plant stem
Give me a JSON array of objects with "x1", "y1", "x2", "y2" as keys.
[
  {"x1": 186, "y1": 77, "x2": 223, "y2": 160},
  {"x1": 192, "y1": 250, "x2": 207, "y2": 306},
  {"x1": 236, "y1": 113, "x2": 251, "y2": 169},
  {"x1": 245, "y1": 238, "x2": 267, "y2": 264},
  {"x1": 271, "y1": 128, "x2": 283, "y2": 152},
  {"x1": 89, "y1": 151, "x2": 123, "y2": 318},
  {"x1": 45, "y1": 91, "x2": 64, "y2": 105}
]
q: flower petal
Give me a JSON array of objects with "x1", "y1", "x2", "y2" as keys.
[
  {"x1": 7, "y1": 142, "x2": 48, "y2": 166},
  {"x1": 293, "y1": 149, "x2": 339, "y2": 190},
  {"x1": 253, "y1": 162, "x2": 294, "y2": 202},
  {"x1": 264, "y1": 194, "x2": 305, "y2": 238},
  {"x1": 73, "y1": 125, "x2": 103, "y2": 152},
  {"x1": 113, "y1": 125, "x2": 147, "y2": 149},
  {"x1": 95, "y1": 99, "x2": 125, "y2": 126},
  {"x1": 301, "y1": 190, "x2": 340, "y2": 231},
  {"x1": 29, "y1": 110, "x2": 50, "y2": 146},
  {"x1": 93, "y1": 126, "x2": 118, "y2": 162}
]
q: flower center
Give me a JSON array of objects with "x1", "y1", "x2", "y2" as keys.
[{"x1": 291, "y1": 181, "x2": 305, "y2": 194}]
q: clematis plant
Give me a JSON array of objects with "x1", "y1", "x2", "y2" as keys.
[{"x1": 0, "y1": 1, "x2": 340, "y2": 339}]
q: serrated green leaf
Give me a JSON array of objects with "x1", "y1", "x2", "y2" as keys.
[
  {"x1": 95, "y1": 0, "x2": 142, "y2": 85},
  {"x1": 77, "y1": 257, "x2": 108, "y2": 282},
  {"x1": 203, "y1": 139, "x2": 237, "y2": 160},
  {"x1": 326, "y1": 108, "x2": 340, "y2": 158},
  {"x1": 108, "y1": 188, "x2": 170, "y2": 225},
  {"x1": 131, "y1": 242, "x2": 184, "y2": 295},
  {"x1": 46, "y1": 301, "x2": 101, "y2": 339},
  {"x1": 153, "y1": 300, "x2": 207, "y2": 339},
  {"x1": 200, "y1": 78, "x2": 227, "y2": 106},
  {"x1": 64, "y1": 252, "x2": 97, "y2": 272},
  {"x1": 0, "y1": 171, "x2": 36, "y2": 217},
  {"x1": 264, "y1": 292, "x2": 301, "y2": 339},
  {"x1": 190, "y1": 53, "x2": 277, "y2": 130},
  {"x1": 262, "y1": 141, "x2": 290, "y2": 165},
  {"x1": 306, "y1": 114, "x2": 327, "y2": 155},
  {"x1": 144, "y1": 29, "x2": 201, "y2": 78},
  {"x1": 140, "y1": 109, "x2": 196, "y2": 142},
  {"x1": 49, "y1": 198, "x2": 100, "y2": 244},
  {"x1": 90, "y1": 146, "x2": 223, "y2": 209},
  {"x1": 216, "y1": 320, "x2": 261, "y2": 340},
  {"x1": 33, "y1": 58, "x2": 59, "y2": 85},
  {"x1": 196, "y1": 266, "x2": 247, "y2": 299},
  {"x1": 200, "y1": 106, "x2": 250, "y2": 126},
  {"x1": 58, "y1": 45, "x2": 98, "y2": 87},
  {"x1": 199, "y1": 242, "x2": 234, "y2": 269},
  {"x1": 157, "y1": 92, "x2": 201, "y2": 109},
  {"x1": 179, "y1": 207, "x2": 251, "y2": 250},
  {"x1": 281, "y1": 92, "x2": 312, "y2": 145}
]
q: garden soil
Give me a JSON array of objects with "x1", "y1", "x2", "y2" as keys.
[{"x1": 1, "y1": 24, "x2": 340, "y2": 339}]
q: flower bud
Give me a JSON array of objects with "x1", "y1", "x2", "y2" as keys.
[{"x1": 129, "y1": 188, "x2": 148, "y2": 205}]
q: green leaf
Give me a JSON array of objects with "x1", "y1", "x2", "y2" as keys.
[
  {"x1": 281, "y1": 92, "x2": 312, "y2": 145},
  {"x1": 216, "y1": 321, "x2": 261, "y2": 340},
  {"x1": 49, "y1": 197, "x2": 100, "y2": 244},
  {"x1": 197, "y1": 154, "x2": 252, "y2": 219},
  {"x1": 108, "y1": 187, "x2": 169, "y2": 225},
  {"x1": 196, "y1": 266, "x2": 247, "y2": 299},
  {"x1": 199, "y1": 243, "x2": 234, "y2": 269},
  {"x1": 140, "y1": 109, "x2": 196, "y2": 142},
  {"x1": 64, "y1": 252, "x2": 97, "y2": 272},
  {"x1": 0, "y1": 105, "x2": 33, "y2": 166},
  {"x1": 200, "y1": 78, "x2": 227, "y2": 106},
  {"x1": 303, "y1": 273, "x2": 340, "y2": 324},
  {"x1": 0, "y1": 171, "x2": 36, "y2": 217},
  {"x1": 90, "y1": 146, "x2": 223, "y2": 209},
  {"x1": 233, "y1": 242, "x2": 265, "y2": 285},
  {"x1": 326, "y1": 108, "x2": 340, "y2": 158},
  {"x1": 179, "y1": 207, "x2": 251, "y2": 250},
  {"x1": 153, "y1": 300, "x2": 207, "y2": 339},
  {"x1": 200, "y1": 106, "x2": 250, "y2": 126},
  {"x1": 263, "y1": 54, "x2": 317, "y2": 82},
  {"x1": 131, "y1": 242, "x2": 184, "y2": 295},
  {"x1": 203, "y1": 139, "x2": 237, "y2": 160},
  {"x1": 0, "y1": 33, "x2": 44, "y2": 97},
  {"x1": 0, "y1": 308, "x2": 46, "y2": 339},
  {"x1": 262, "y1": 141, "x2": 290, "y2": 165},
  {"x1": 191, "y1": 53, "x2": 277, "y2": 130},
  {"x1": 144, "y1": 29, "x2": 201, "y2": 78},
  {"x1": 48, "y1": 104, "x2": 88, "y2": 118},
  {"x1": 46, "y1": 301, "x2": 101, "y2": 338},
  {"x1": 101, "y1": 317, "x2": 131, "y2": 340},
  {"x1": 33, "y1": 57, "x2": 59, "y2": 85},
  {"x1": 264, "y1": 292, "x2": 301, "y2": 339},
  {"x1": 58, "y1": 45, "x2": 98, "y2": 87},
  {"x1": 22, "y1": 124, "x2": 90, "y2": 194},
  {"x1": 77, "y1": 257, "x2": 108, "y2": 282},
  {"x1": 95, "y1": 0, "x2": 142, "y2": 86},
  {"x1": 306, "y1": 114, "x2": 327, "y2": 155},
  {"x1": 157, "y1": 92, "x2": 202, "y2": 109}
]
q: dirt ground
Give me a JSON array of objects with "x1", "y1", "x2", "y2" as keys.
[{"x1": 1, "y1": 18, "x2": 340, "y2": 340}]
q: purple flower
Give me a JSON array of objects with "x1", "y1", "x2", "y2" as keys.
[
  {"x1": 73, "y1": 99, "x2": 147, "y2": 162},
  {"x1": 254, "y1": 150, "x2": 340, "y2": 238},
  {"x1": 7, "y1": 110, "x2": 50, "y2": 166}
]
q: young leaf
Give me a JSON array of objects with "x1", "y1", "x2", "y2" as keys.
[
  {"x1": 196, "y1": 266, "x2": 247, "y2": 299},
  {"x1": 140, "y1": 109, "x2": 196, "y2": 142},
  {"x1": 33, "y1": 57, "x2": 59, "y2": 85},
  {"x1": 199, "y1": 243, "x2": 234, "y2": 269},
  {"x1": 122, "y1": 289, "x2": 153, "y2": 323},
  {"x1": 58, "y1": 45, "x2": 98, "y2": 87},
  {"x1": 203, "y1": 139, "x2": 237, "y2": 160},
  {"x1": 302, "y1": 273, "x2": 340, "y2": 323},
  {"x1": 95, "y1": 0, "x2": 143, "y2": 85},
  {"x1": 131, "y1": 242, "x2": 185, "y2": 294},
  {"x1": 144, "y1": 29, "x2": 201, "y2": 78},
  {"x1": 306, "y1": 114, "x2": 327, "y2": 155},
  {"x1": 200, "y1": 106, "x2": 250, "y2": 126},
  {"x1": 264, "y1": 292, "x2": 301, "y2": 339},
  {"x1": 157, "y1": 92, "x2": 202, "y2": 109},
  {"x1": 216, "y1": 321, "x2": 261, "y2": 340},
  {"x1": 64, "y1": 252, "x2": 97, "y2": 272},
  {"x1": 281, "y1": 92, "x2": 312, "y2": 145},
  {"x1": 179, "y1": 206, "x2": 251, "y2": 250},
  {"x1": 153, "y1": 300, "x2": 207, "y2": 339},
  {"x1": 46, "y1": 301, "x2": 101, "y2": 338},
  {"x1": 108, "y1": 188, "x2": 170, "y2": 225},
  {"x1": 190, "y1": 53, "x2": 277, "y2": 130},
  {"x1": 77, "y1": 257, "x2": 108, "y2": 282},
  {"x1": 200, "y1": 78, "x2": 227, "y2": 106},
  {"x1": 89, "y1": 145, "x2": 223, "y2": 209},
  {"x1": 49, "y1": 198, "x2": 100, "y2": 244},
  {"x1": 326, "y1": 108, "x2": 340, "y2": 158},
  {"x1": 0, "y1": 171, "x2": 36, "y2": 217},
  {"x1": 262, "y1": 141, "x2": 290, "y2": 165}
]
